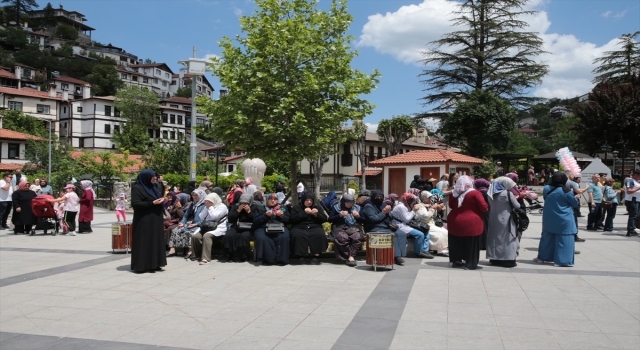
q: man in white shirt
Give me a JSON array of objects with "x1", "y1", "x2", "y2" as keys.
[
  {"x1": 624, "y1": 170, "x2": 640, "y2": 237},
  {"x1": 0, "y1": 173, "x2": 14, "y2": 229}
]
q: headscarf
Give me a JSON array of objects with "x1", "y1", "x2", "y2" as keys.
[
  {"x1": 399, "y1": 193, "x2": 417, "y2": 211},
  {"x1": 506, "y1": 173, "x2": 519, "y2": 183},
  {"x1": 239, "y1": 193, "x2": 253, "y2": 205},
  {"x1": 276, "y1": 192, "x2": 285, "y2": 204},
  {"x1": 191, "y1": 189, "x2": 207, "y2": 209},
  {"x1": 265, "y1": 193, "x2": 285, "y2": 211},
  {"x1": 359, "y1": 190, "x2": 371, "y2": 198},
  {"x1": 135, "y1": 169, "x2": 161, "y2": 199},
  {"x1": 429, "y1": 191, "x2": 444, "y2": 206},
  {"x1": 299, "y1": 192, "x2": 315, "y2": 208},
  {"x1": 334, "y1": 193, "x2": 359, "y2": 226},
  {"x1": 473, "y1": 178, "x2": 491, "y2": 193},
  {"x1": 419, "y1": 190, "x2": 432, "y2": 204},
  {"x1": 452, "y1": 175, "x2": 474, "y2": 207},
  {"x1": 322, "y1": 191, "x2": 337, "y2": 209},
  {"x1": 253, "y1": 191, "x2": 264, "y2": 203},
  {"x1": 212, "y1": 187, "x2": 223, "y2": 198},
  {"x1": 370, "y1": 190, "x2": 385, "y2": 210},
  {"x1": 204, "y1": 193, "x2": 222, "y2": 206},
  {"x1": 487, "y1": 176, "x2": 516, "y2": 200},
  {"x1": 384, "y1": 193, "x2": 398, "y2": 208},
  {"x1": 409, "y1": 188, "x2": 421, "y2": 198},
  {"x1": 176, "y1": 193, "x2": 189, "y2": 206},
  {"x1": 551, "y1": 172, "x2": 568, "y2": 188},
  {"x1": 164, "y1": 191, "x2": 177, "y2": 209},
  {"x1": 18, "y1": 180, "x2": 30, "y2": 191},
  {"x1": 198, "y1": 180, "x2": 212, "y2": 192}
]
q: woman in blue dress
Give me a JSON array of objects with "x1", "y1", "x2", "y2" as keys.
[{"x1": 535, "y1": 172, "x2": 580, "y2": 267}]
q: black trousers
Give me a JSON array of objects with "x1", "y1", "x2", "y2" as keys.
[
  {"x1": 78, "y1": 222, "x2": 92, "y2": 233},
  {"x1": 63, "y1": 211, "x2": 77, "y2": 232},
  {"x1": 14, "y1": 224, "x2": 33, "y2": 234},
  {"x1": 0, "y1": 201, "x2": 11, "y2": 227}
]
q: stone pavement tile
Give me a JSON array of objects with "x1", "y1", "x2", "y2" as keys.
[
  {"x1": 332, "y1": 316, "x2": 397, "y2": 349},
  {"x1": 311, "y1": 304, "x2": 360, "y2": 317},
  {"x1": 170, "y1": 304, "x2": 226, "y2": 319},
  {"x1": 485, "y1": 289, "x2": 529, "y2": 299},
  {"x1": 69, "y1": 322, "x2": 135, "y2": 341},
  {"x1": 47, "y1": 336, "x2": 108, "y2": 350},
  {"x1": 244, "y1": 291, "x2": 290, "y2": 303},
  {"x1": 535, "y1": 307, "x2": 588, "y2": 320},
  {"x1": 101, "y1": 312, "x2": 164, "y2": 327},
  {"x1": 214, "y1": 307, "x2": 265, "y2": 322},
  {"x1": 399, "y1": 301, "x2": 448, "y2": 323},
  {"x1": 298, "y1": 314, "x2": 354, "y2": 329},
  {"x1": 550, "y1": 330, "x2": 618, "y2": 349},
  {"x1": 59, "y1": 309, "x2": 122, "y2": 324},
  {"x1": 395, "y1": 320, "x2": 447, "y2": 335},
  {"x1": 494, "y1": 315, "x2": 547, "y2": 329},
  {"x1": 114, "y1": 325, "x2": 181, "y2": 346},
  {"x1": 215, "y1": 335, "x2": 280, "y2": 350},
  {"x1": 447, "y1": 303, "x2": 496, "y2": 326},
  {"x1": 591, "y1": 320, "x2": 640, "y2": 336},
  {"x1": 446, "y1": 336, "x2": 505, "y2": 349},
  {"x1": 273, "y1": 339, "x2": 333, "y2": 350},
  {"x1": 0, "y1": 317, "x2": 40, "y2": 333},
  {"x1": 0, "y1": 331, "x2": 18, "y2": 341},
  {"x1": 53, "y1": 287, "x2": 105, "y2": 298},
  {"x1": 447, "y1": 323, "x2": 500, "y2": 339},
  {"x1": 524, "y1": 290, "x2": 568, "y2": 300},
  {"x1": 285, "y1": 325, "x2": 345, "y2": 343},
  {"x1": 498, "y1": 326, "x2": 554, "y2": 342},
  {"x1": 253, "y1": 311, "x2": 309, "y2": 326},
  {"x1": 448, "y1": 292, "x2": 490, "y2": 304},
  {"x1": 93, "y1": 299, "x2": 148, "y2": 313},
  {"x1": 490, "y1": 302, "x2": 538, "y2": 317},
  {"x1": 147, "y1": 315, "x2": 207, "y2": 332},
  {"x1": 271, "y1": 301, "x2": 321, "y2": 314},
  {"x1": 542, "y1": 318, "x2": 601, "y2": 333},
  {"x1": 130, "y1": 302, "x2": 180, "y2": 315},
  {"x1": 563, "y1": 292, "x2": 611, "y2": 302},
  {"x1": 606, "y1": 334, "x2": 640, "y2": 350},
  {"x1": 236, "y1": 322, "x2": 297, "y2": 339},
  {"x1": 30, "y1": 319, "x2": 93, "y2": 337},
  {"x1": 613, "y1": 302, "x2": 640, "y2": 321},
  {"x1": 57, "y1": 297, "x2": 110, "y2": 310},
  {"x1": 501, "y1": 340, "x2": 561, "y2": 350},
  {"x1": 19, "y1": 294, "x2": 75, "y2": 307},
  {"x1": 0, "y1": 332, "x2": 63, "y2": 350},
  {"x1": 528, "y1": 298, "x2": 578, "y2": 310},
  {"x1": 388, "y1": 333, "x2": 447, "y2": 350},
  {"x1": 201, "y1": 319, "x2": 249, "y2": 334},
  {"x1": 163, "y1": 329, "x2": 231, "y2": 350},
  {"x1": 24, "y1": 306, "x2": 82, "y2": 321}
]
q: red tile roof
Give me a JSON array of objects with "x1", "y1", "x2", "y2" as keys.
[
  {"x1": 54, "y1": 76, "x2": 90, "y2": 86},
  {"x1": 0, "y1": 69, "x2": 17, "y2": 79},
  {"x1": 369, "y1": 150, "x2": 483, "y2": 166},
  {"x1": 519, "y1": 128, "x2": 536, "y2": 133},
  {"x1": 162, "y1": 97, "x2": 192, "y2": 104},
  {"x1": 0, "y1": 128, "x2": 45, "y2": 141},
  {"x1": 0, "y1": 163, "x2": 23, "y2": 171},
  {"x1": 353, "y1": 168, "x2": 383, "y2": 176},
  {"x1": 0, "y1": 86, "x2": 61, "y2": 100},
  {"x1": 221, "y1": 154, "x2": 245, "y2": 163},
  {"x1": 70, "y1": 152, "x2": 145, "y2": 173}
]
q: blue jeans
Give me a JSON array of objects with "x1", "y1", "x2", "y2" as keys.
[
  {"x1": 394, "y1": 231, "x2": 407, "y2": 257},
  {"x1": 626, "y1": 200, "x2": 639, "y2": 234},
  {"x1": 603, "y1": 203, "x2": 618, "y2": 231},
  {"x1": 408, "y1": 229, "x2": 430, "y2": 256}
]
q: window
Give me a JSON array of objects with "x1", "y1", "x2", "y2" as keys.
[
  {"x1": 37, "y1": 104, "x2": 50, "y2": 114},
  {"x1": 105, "y1": 105, "x2": 112, "y2": 116},
  {"x1": 177, "y1": 116, "x2": 183, "y2": 124},
  {"x1": 165, "y1": 73, "x2": 170, "y2": 79},
  {"x1": 162, "y1": 114, "x2": 168, "y2": 123},
  {"x1": 169, "y1": 114, "x2": 175, "y2": 124},
  {"x1": 132, "y1": 75, "x2": 138, "y2": 82},
  {"x1": 156, "y1": 69, "x2": 161, "y2": 75},
  {"x1": 197, "y1": 86, "x2": 202, "y2": 92},
  {"x1": 144, "y1": 68, "x2": 150, "y2": 74},
  {"x1": 120, "y1": 73, "x2": 127, "y2": 79},
  {"x1": 148, "y1": 129, "x2": 155, "y2": 138},
  {"x1": 162, "y1": 81, "x2": 168, "y2": 87},
  {"x1": 369, "y1": 146, "x2": 375, "y2": 162},
  {"x1": 61, "y1": 83, "x2": 69, "y2": 89},
  {"x1": 377, "y1": 147, "x2": 382, "y2": 159},
  {"x1": 79, "y1": 138, "x2": 84, "y2": 148},
  {"x1": 77, "y1": 106, "x2": 83, "y2": 112},
  {"x1": 143, "y1": 78, "x2": 149, "y2": 84},
  {"x1": 114, "y1": 125, "x2": 120, "y2": 133},
  {"x1": 196, "y1": 118, "x2": 205, "y2": 125},
  {"x1": 63, "y1": 107, "x2": 67, "y2": 113},
  {"x1": 170, "y1": 131, "x2": 175, "y2": 139},
  {"x1": 170, "y1": 104, "x2": 179, "y2": 108},
  {"x1": 104, "y1": 124, "x2": 111, "y2": 134},
  {"x1": 179, "y1": 132, "x2": 184, "y2": 139},
  {"x1": 8, "y1": 144, "x2": 19, "y2": 159},
  {"x1": 153, "y1": 78, "x2": 158, "y2": 84},
  {"x1": 183, "y1": 106, "x2": 191, "y2": 111},
  {"x1": 114, "y1": 107, "x2": 120, "y2": 118},
  {"x1": 162, "y1": 130, "x2": 168, "y2": 139},
  {"x1": 8, "y1": 101, "x2": 23, "y2": 111}
]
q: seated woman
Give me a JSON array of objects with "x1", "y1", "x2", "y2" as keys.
[
  {"x1": 416, "y1": 191, "x2": 449, "y2": 256},
  {"x1": 362, "y1": 190, "x2": 407, "y2": 265},
  {"x1": 191, "y1": 193, "x2": 228, "y2": 265},
  {"x1": 289, "y1": 192, "x2": 328, "y2": 265},
  {"x1": 328, "y1": 193, "x2": 364, "y2": 267},
  {"x1": 253, "y1": 193, "x2": 290, "y2": 266},
  {"x1": 166, "y1": 189, "x2": 207, "y2": 259},
  {"x1": 392, "y1": 193, "x2": 434, "y2": 259},
  {"x1": 223, "y1": 194, "x2": 260, "y2": 262},
  {"x1": 164, "y1": 192, "x2": 186, "y2": 228}
]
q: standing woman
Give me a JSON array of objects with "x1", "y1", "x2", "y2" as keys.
[
  {"x1": 447, "y1": 175, "x2": 488, "y2": 270},
  {"x1": 473, "y1": 178, "x2": 491, "y2": 250},
  {"x1": 535, "y1": 172, "x2": 579, "y2": 267},
  {"x1": 486, "y1": 177, "x2": 520, "y2": 267},
  {"x1": 12, "y1": 180, "x2": 36, "y2": 234},
  {"x1": 78, "y1": 180, "x2": 95, "y2": 234},
  {"x1": 289, "y1": 192, "x2": 328, "y2": 264},
  {"x1": 131, "y1": 169, "x2": 166, "y2": 273}
]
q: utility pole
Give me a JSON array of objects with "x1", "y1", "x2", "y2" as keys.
[{"x1": 190, "y1": 47, "x2": 198, "y2": 182}]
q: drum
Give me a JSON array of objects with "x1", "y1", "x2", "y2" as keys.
[
  {"x1": 365, "y1": 233, "x2": 394, "y2": 271},
  {"x1": 112, "y1": 223, "x2": 133, "y2": 253}
]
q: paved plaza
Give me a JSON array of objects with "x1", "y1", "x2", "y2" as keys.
[{"x1": 0, "y1": 206, "x2": 638, "y2": 350}]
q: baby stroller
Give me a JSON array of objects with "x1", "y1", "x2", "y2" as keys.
[
  {"x1": 30, "y1": 195, "x2": 60, "y2": 236},
  {"x1": 524, "y1": 191, "x2": 543, "y2": 214}
]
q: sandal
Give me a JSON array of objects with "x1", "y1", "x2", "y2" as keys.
[
  {"x1": 199, "y1": 260, "x2": 209, "y2": 265},
  {"x1": 184, "y1": 252, "x2": 192, "y2": 260}
]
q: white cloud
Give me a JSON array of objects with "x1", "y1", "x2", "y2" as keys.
[
  {"x1": 601, "y1": 10, "x2": 612, "y2": 18},
  {"x1": 203, "y1": 53, "x2": 220, "y2": 61},
  {"x1": 358, "y1": 0, "x2": 622, "y2": 99},
  {"x1": 601, "y1": 9, "x2": 627, "y2": 19},
  {"x1": 365, "y1": 123, "x2": 378, "y2": 132},
  {"x1": 233, "y1": 7, "x2": 243, "y2": 16}
]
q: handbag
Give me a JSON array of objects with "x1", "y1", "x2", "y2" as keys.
[
  {"x1": 200, "y1": 214, "x2": 227, "y2": 232},
  {"x1": 237, "y1": 221, "x2": 253, "y2": 231},
  {"x1": 508, "y1": 192, "x2": 529, "y2": 232},
  {"x1": 265, "y1": 220, "x2": 285, "y2": 235},
  {"x1": 408, "y1": 218, "x2": 430, "y2": 233},
  {"x1": 601, "y1": 186, "x2": 614, "y2": 209},
  {"x1": 434, "y1": 213, "x2": 444, "y2": 228},
  {"x1": 162, "y1": 208, "x2": 171, "y2": 221}
]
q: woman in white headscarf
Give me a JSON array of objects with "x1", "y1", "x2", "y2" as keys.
[
  {"x1": 191, "y1": 193, "x2": 228, "y2": 265},
  {"x1": 166, "y1": 189, "x2": 207, "y2": 260},
  {"x1": 78, "y1": 180, "x2": 95, "y2": 233},
  {"x1": 415, "y1": 190, "x2": 449, "y2": 256},
  {"x1": 486, "y1": 177, "x2": 521, "y2": 267}
]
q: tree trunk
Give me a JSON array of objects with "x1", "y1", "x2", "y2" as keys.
[
  {"x1": 289, "y1": 159, "x2": 298, "y2": 205},
  {"x1": 309, "y1": 156, "x2": 324, "y2": 201}
]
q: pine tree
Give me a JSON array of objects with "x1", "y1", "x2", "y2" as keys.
[
  {"x1": 420, "y1": 0, "x2": 549, "y2": 111},
  {"x1": 592, "y1": 31, "x2": 640, "y2": 85},
  {"x1": 1, "y1": 0, "x2": 39, "y2": 24}
]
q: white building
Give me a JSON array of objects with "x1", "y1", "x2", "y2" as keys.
[
  {"x1": 160, "y1": 97, "x2": 208, "y2": 128},
  {"x1": 130, "y1": 63, "x2": 174, "y2": 98},
  {"x1": 0, "y1": 123, "x2": 45, "y2": 172},
  {"x1": 0, "y1": 84, "x2": 66, "y2": 135},
  {"x1": 61, "y1": 96, "x2": 121, "y2": 150},
  {"x1": 169, "y1": 71, "x2": 215, "y2": 98},
  {"x1": 117, "y1": 67, "x2": 153, "y2": 92},
  {"x1": 84, "y1": 43, "x2": 139, "y2": 66},
  {"x1": 51, "y1": 76, "x2": 91, "y2": 99},
  {"x1": 28, "y1": 5, "x2": 94, "y2": 44}
]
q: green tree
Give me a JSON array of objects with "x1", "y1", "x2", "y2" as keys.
[
  {"x1": 440, "y1": 89, "x2": 515, "y2": 158},
  {"x1": 76, "y1": 151, "x2": 135, "y2": 183},
  {"x1": 40, "y1": 2, "x2": 56, "y2": 28},
  {"x1": 199, "y1": 0, "x2": 379, "y2": 203},
  {"x1": 24, "y1": 138, "x2": 77, "y2": 191},
  {"x1": 84, "y1": 64, "x2": 124, "y2": 96},
  {"x1": 505, "y1": 130, "x2": 538, "y2": 155},
  {"x1": 174, "y1": 86, "x2": 192, "y2": 98},
  {"x1": 377, "y1": 115, "x2": 414, "y2": 156},
  {"x1": 573, "y1": 78, "x2": 640, "y2": 154},
  {"x1": 1, "y1": 0, "x2": 39, "y2": 24},
  {"x1": 54, "y1": 24, "x2": 78, "y2": 41},
  {"x1": 0, "y1": 110, "x2": 48, "y2": 137},
  {"x1": 529, "y1": 136, "x2": 553, "y2": 155},
  {"x1": 592, "y1": 32, "x2": 640, "y2": 85},
  {"x1": 142, "y1": 136, "x2": 191, "y2": 175},
  {"x1": 111, "y1": 86, "x2": 159, "y2": 154},
  {"x1": 0, "y1": 27, "x2": 29, "y2": 48},
  {"x1": 420, "y1": 0, "x2": 548, "y2": 111},
  {"x1": 549, "y1": 114, "x2": 581, "y2": 152}
]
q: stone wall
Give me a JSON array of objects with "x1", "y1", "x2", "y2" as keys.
[{"x1": 113, "y1": 182, "x2": 132, "y2": 210}]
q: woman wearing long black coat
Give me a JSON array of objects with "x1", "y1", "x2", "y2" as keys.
[
  {"x1": 131, "y1": 169, "x2": 167, "y2": 273},
  {"x1": 223, "y1": 193, "x2": 261, "y2": 262},
  {"x1": 289, "y1": 192, "x2": 328, "y2": 264},
  {"x1": 12, "y1": 180, "x2": 36, "y2": 234}
]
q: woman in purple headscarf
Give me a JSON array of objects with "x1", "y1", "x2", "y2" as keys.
[{"x1": 474, "y1": 178, "x2": 491, "y2": 250}]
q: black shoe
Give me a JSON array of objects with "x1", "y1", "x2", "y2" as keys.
[
  {"x1": 420, "y1": 252, "x2": 435, "y2": 259},
  {"x1": 262, "y1": 260, "x2": 273, "y2": 266},
  {"x1": 1, "y1": 225, "x2": 9, "y2": 229},
  {"x1": 452, "y1": 262, "x2": 464, "y2": 268},
  {"x1": 394, "y1": 257, "x2": 405, "y2": 265},
  {"x1": 311, "y1": 257, "x2": 320, "y2": 265},
  {"x1": 574, "y1": 250, "x2": 581, "y2": 254},
  {"x1": 277, "y1": 261, "x2": 288, "y2": 266},
  {"x1": 575, "y1": 236, "x2": 586, "y2": 242},
  {"x1": 298, "y1": 257, "x2": 305, "y2": 264},
  {"x1": 595, "y1": 226, "x2": 604, "y2": 230},
  {"x1": 627, "y1": 232, "x2": 634, "y2": 237},
  {"x1": 166, "y1": 251, "x2": 176, "y2": 257},
  {"x1": 586, "y1": 227, "x2": 597, "y2": 231},
  {"x1": 346, "y1": 260, "x2": 357, "y2": 267}
]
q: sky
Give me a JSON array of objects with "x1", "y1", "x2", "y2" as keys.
[{"x1": 55, "y1": 0, "x2": 639, "y2": 131}]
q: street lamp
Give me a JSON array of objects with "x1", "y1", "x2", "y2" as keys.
[
  {"x1": 178, "y1": 47, "x2": 211, "y2": 183},
  {"x1": 208, "y1": 148, "x2": 226, "y2": 187},
  {"x1": 601, "y1": 142, "x2": 611, "y2": 166}
]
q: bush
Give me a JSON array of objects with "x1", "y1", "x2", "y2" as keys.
[
  {"x1": 55, "y1": 24, "x2": 79, "y2": 41},
  {"x1": 348, "y1": 180, "x2": 359, "y2": 194},
  {"x1": 262, "y1": 174, "x2": 287, "y2": 193},
  {"x1": 473, "y1": 157, "x2": 496, "y2": 180}
]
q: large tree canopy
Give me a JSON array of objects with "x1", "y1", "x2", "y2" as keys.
[
  {"x1": 592, "y1": 32, "x2": 640, "y2": 85},
  {"x1": 112, "y1": 86, "x2": 158, "y2": 154},
  {"x1": 2, "y1": 0, "x2": 39, "y2": 24},
  {"x1": 199, "y1": 0, "x2": 379, "y2": 202},
  {"x1": 376, "y1": 116, "x2": 415, "y2": 156},
  {"x1": 420, "y1": 0, "x2": 548, "y2": 112}
]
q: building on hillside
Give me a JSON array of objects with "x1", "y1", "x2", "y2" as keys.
[
  {"x1": 160, "y1": 97, "x2": 208, "y2": 128},
  {"x1": 200, "y1": 144, "x2": 247, "y2": 173},
  {"x1": 84, "y1": 43, "x2": 139, "y2": 66},
  {"x1": 518, "y1": 117, "x2": 537, "y2": 128},
  {"x1": 169, "y1": 71, "x2": 215, "y2": 98},
  {"x1": 0, "y1": 68, "x2": 18, "y2": 88},
  {"x1": 129, "y1": 63, "x2": 174, "y2": 98},
  {"x1": 0, "y1": 122, "x2": 44, "y2": 170},
  {"x1": 0, "y1": 84, "x2": 66, "y2": 135},
  {"x1": 0, "y1": 23, "x2": 50, "y2": 50},
  {"x1": 117, "y1": 66, "x2": 153, "y2": 91},
  {"x1": 28, "y1": 5, "x2": 94, "y2": 44},
  {"x1": 549, "y1": 106, "x2": 572, "y2": 119},
  {"x1": 51, "y1": 76, "x2": 91, "y2": 99},
  {"x1": 518, "y1": 128, "x2": 538, "y2": 137},
  {"x1": 369, "y1": 150, "x2": 483, "y2": 195},
  {"x1": 60, "y1": 96, "x2": 121, "y2": 150},
  {"x1": 12, "y1": 64, "x2": 47, "y2": 89}
]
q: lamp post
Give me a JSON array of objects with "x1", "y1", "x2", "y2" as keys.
[
  {"x1": 179, "y1": 48, "x2": 210, "y2": 183},
  {"x1": 208, "y1": 148, "x2": 226, "y2": 187},
  {"x1": 601, "y1": 142, "x2": 611, "y2": 167}
]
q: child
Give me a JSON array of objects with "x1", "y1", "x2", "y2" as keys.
[
  {"x1": 48, "y1": 185, "x2": 79, "y2": 235},
  {"x1": 114, "y1": 193, "x2": 127, "y2": 223}
]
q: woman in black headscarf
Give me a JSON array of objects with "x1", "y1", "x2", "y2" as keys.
[
  {"x1": 223, "y1": 193, "x2": 260, "y2": 262},
  {"x1": 289, "y1": 192, "x2": 328, "y2": 264},
  {"x1": 131, "y1": 169, "x2": 167, "y2": 273}
]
